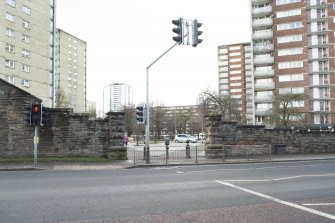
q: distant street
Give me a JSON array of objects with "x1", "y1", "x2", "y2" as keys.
[{"x1": 1, "y1": 160, "x2": 335, "y2": 223}]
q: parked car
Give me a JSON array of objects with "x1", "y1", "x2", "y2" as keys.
[
  {"x1": 174, "y1": 134, "x2": 191, "y2": 143},
  {"x1": 188, "y1": 136, "x2": 198, "y2": 143}
]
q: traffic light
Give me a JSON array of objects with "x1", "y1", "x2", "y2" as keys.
[
  {"x1": 31, "y1": 101, "x2": 41, "y2": 126},
  {"x1": 136, "y1": 106, "x2": 144, "y2": 123},
  {"x1": 192, "y1": 19, "x2": 203, "y2": 47},
  {"x1": 172, "y1": 18, "x2": 184, "y2": 44},
  {"x1": 25, "y1": 104, "x2": 32, "y2": 125},
  {"x1": 41, "y1": 104, "x2": 48, "y2": 126}
]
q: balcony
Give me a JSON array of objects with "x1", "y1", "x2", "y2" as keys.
[
  {"x1": 253, "y1": 56, "x2": 274, "y2": 65},
  {"x1": 255, "y1": 95, "x2": 274, "y2": 103},
  {"x1": 310, "y1": 79, "x2": 330, "y2": 86},
  {"x1": 254, "y1": 82, "x2": 275, "y2": 91},
  {"x1": 251, "y1": 0, "x2": 272, "y2": 5},
  {"x1": 254, "y1": 69, "x2": 275, "y2": 78},
  {"x1": 307, "y1": 0, "x2": 327, "y2": 9},
  {"x1": 253, "y1": 44, "x2": 274, "y2": 53},
  {"x1": 252, "y1": 30, "x2": 273, "y2": 40},
  {"x1": 252, "y1": 18, "x2": 273, "y2": 28},
  {"x1": 308, "y1": 26, "x2": 327, "y2": 34},
  {"x1": 252, "y1": 5, "x2": 272, "y2": 16},
  {"x1": 255, "y1": 109, "x2": 271, "y2": 116}
]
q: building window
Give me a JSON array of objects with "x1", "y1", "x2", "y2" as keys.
[
  {"x1": 22, "y1": 64, "x2": 30, "y2": 72},
  {"x1": 277, "y1": 34, "x2": 302, "y2": 43},
  {"x1": 230, "y1": 52, "x2": 241, "y2": 56},
  {"x1": 230, "y1": 82, "x2": 242, "y2": 87},
  {"x1": 277, "y1": 21, "x2": 302, "y2": 31},
  {"x1": 5, "y1": 43, "x2": 15, "y2": 53},
  {"x1": 279, "y1": 87, "x2": 304, "y2": 94},
  {"x1": 230, "y1": 70, "x2": 241, "y2": 74},
  {"x1": 22, "y1": 49, "x2": 30, "y2": 58},
  {"x1": 22, "y1": 20, "x2": 30, "y2": 29},
  {"x1": 279, "y1": 74, "x2": 304, "y2": 82},
  {"x1": 229, "y1": 46, "x2": 241, "y2": 51},
  {"x1": 278, "y1": 47, "x2": 303, "y2": 56},
  {"x1": 22, "y1": 34, "x2": 30, "y2": 43},
  {"x1": 5, "y1": 59, "x2": 15, "y2": 68},
  {"x1": 6, "y1": 75, "x2": 15, "y2": 84},
  {"x1": 5, "y1": 28, "x2": 15, "y2": 38},
  {"x1": 276, "y1": 0, "x2": 301, "y2": 5},
  {"x1": 278, "y1": 60, "x2": 303, "y2": 69},
  {"x1": 230, "y1": 58, "x2": 241, "y2": 62},
  {"x1": 5, "y1": 12, "x2": 15, "y2": 22},
  {"x1": 21, "y1": 79, "x2": 30, "y2": 87},
  {"x1": 22, "y1": 5, "x2": 31, "y2": 15},
  {"x1": 231, "y1": 88, "x2": 242, "y2": 93},
  {"x1": 277, "y1": 9, "x2": 301, "y2": 18},
  {"x1": 230, "y1": 76, "x2": 241, "y2": 81},
  {"x1": 5, "y1": 0, "x2": 16, "y2": 7}
]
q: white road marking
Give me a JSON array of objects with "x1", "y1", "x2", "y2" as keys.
[
  {"x1": 302, "y1": 203, "x2": 335, "y2": 206},
  {"x1": 274, "y1": 174, "x2": 335, "y2": 181},
  {"x1": 175, "y1": 163, "x2": 335, "y2": 174},
  {"x1": 224, "y1": 179, "x2": 271, "y2": 182},
  {"x1": 215, "y1": 180, "x2": 335, "y2": 221}
]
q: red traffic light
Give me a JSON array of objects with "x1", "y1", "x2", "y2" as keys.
[{"x1": 33, "y1": 104, "x2": 39, "y2": 113}]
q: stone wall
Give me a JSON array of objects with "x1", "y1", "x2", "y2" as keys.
[
  {"x1": 0, "y1": 78, "x2": 126, "y2": 159},
  {"x1": 205, "y1": 115, "x2": 335, "y2": 156}
]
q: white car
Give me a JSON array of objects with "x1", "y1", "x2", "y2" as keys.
[
  {"x1": 188, "y1": 136, "x2": 198, "y2": 143},
  {"x1": 174, "y1": 134, "x2": 197, "y2": 143},
  {"x1": 174, "y1": 134, "x2": 191, "y2": 143}
]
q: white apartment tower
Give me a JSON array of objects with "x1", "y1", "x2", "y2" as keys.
[
  {"x1": 1, "y1": 1, "x2": 87, "y2": 112},
  {"x1": 1, "y1": 0, "x2": 56, "y2": 106},
  {"x1": 55, "y1": 29, "x2": 87, "y2": 112},
  {"x1": 103, "y1": 83, "x2": 133, "y2": 113}
]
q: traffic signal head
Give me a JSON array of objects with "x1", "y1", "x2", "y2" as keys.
[
  {"x1": 31, "y1": 102, "x2": 41, "y2": 126},
  {"x1": 41, "y1": 104, "x2": 49, "y2": 126},
  {"x1": 136, "y1": 106, "x2": 144, "y2": 123},
  {"x1": 25, "y1": 104, "x2": 32, "y2": 125},
  {"x1": 192, "y1": 19, "x2": 203, "y2": 47},
  {"x1": 172, "y1": 18, "x2": 184, "y2": 44}
]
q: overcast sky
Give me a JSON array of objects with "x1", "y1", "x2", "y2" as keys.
[{"x1": 56, "y1": 0, "x2": 251, "y2": 112}]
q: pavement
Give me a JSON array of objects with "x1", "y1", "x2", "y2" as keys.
[{"x1": 1, "y1": 153, "x2": 335, "y2": 171}]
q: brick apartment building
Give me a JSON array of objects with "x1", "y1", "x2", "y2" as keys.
[{"x1": 220, "y1": 0, "x2": 335, "y2": 126}]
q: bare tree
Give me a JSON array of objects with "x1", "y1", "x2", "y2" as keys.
[
  {"x1": 87, "y1": 103, "x2": 96, "y2": 119},
  {"x1": 56, "y1": 88, "x2": 70, "y2": 108},
  {"x1": 265, "y1": 93, "x2": 306, "y2": 128},
  {"x1": 150, "y1": 100, "x2": 166, "y2": 142},
  {"x1": 174, "y1": 108, "x2": 194, "y2": 134},
  {"x1": 198, "y1": 89, "x2": 242, "y2": 122},
  {"x1": 121, "y1": 105, "x2": 137, "y2": 137}
]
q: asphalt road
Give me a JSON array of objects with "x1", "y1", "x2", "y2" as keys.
[{"x1": 0, "y1": 160, "x2": 335, "y2": 223}]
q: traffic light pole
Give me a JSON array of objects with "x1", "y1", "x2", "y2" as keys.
[
  {"x1": 145, "y1": 42, "x2": 178, "y2": 164},
  {"x1": 34, "y1": 125, "x2": 39, "y2": 167}
]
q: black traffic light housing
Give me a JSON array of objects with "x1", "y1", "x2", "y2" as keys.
[
  {"x1": 172, "y1": 18, "x2": 184, "y2": 44},
  {"x1": 31, "y1": 102, "x2": 41, "y2": 126},
  {"x1": 41, "y1": 104, "x2": 49, "y2": 126},
  {"x1": 136, "y1": 106, "x2": 144, "y2": 123},
  {"x1": 192, "y1": 19, "x2": 203, "y2": 47},
  {"x1": 25, "y1": 104, "x2": 32, "y2": 125}
]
